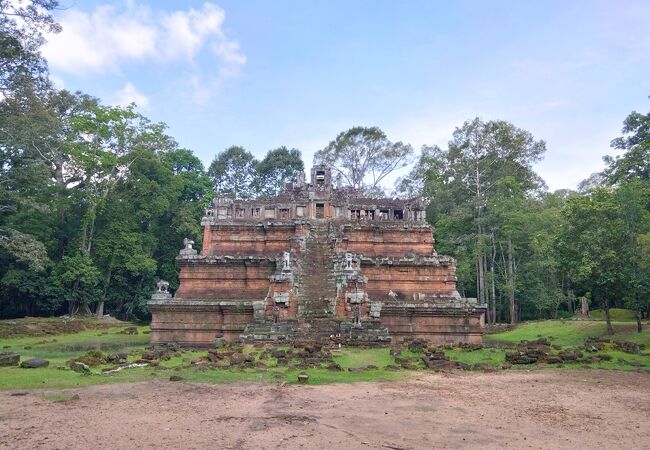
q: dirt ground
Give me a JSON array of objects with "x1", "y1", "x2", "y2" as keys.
[{"x1": 1, "y1": 370, "x2": 648, "y2": 449}]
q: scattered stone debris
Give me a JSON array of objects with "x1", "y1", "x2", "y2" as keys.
[
  {"x1": 119, "y1": 326, "x2": 139, "y2": 335},
  {"x1": 69, "y1": 350, "x2": 105, "y2": 367},
  {"x1": 612, "y1": 341, "x2": 644, "y2": 354},
  {"x1": 20, "y1": 358, "x2": 49, "y2": 368},
  {"x1": 169, "y1": 375, "x2": 184, "y2": 382},
  {"x1": 505, "y1": 339, "x2": 551, "y2": 364},
  {"x1": 0, "y1": 352, "x2": 20, "y2": 367},
  {"x1": 557, "y1": 348, "x2": 583, "y2": 362},
  {"x1": 584, "y1": 337, "x2": 607, "y2": 352},
  {"x1": 69, "y1": 362, "x2": 92, "y2": 374},
  {"x1": 297, "y1": 373, "x2": 309, "y2": 384}
]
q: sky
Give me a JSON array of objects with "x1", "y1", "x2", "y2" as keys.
[{"x1": 42, "y1": 0, "x2": 650, "y2": 191}]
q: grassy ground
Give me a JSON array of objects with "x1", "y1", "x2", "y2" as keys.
[
  {"x1": 0, "y1": 324, "x2": 407, "y2": 389},
  {"x1": 463, "y1": 319, "x2": 650, "y2": 371},
  {"x1": 590, "y1": 308, "x2": 637, "y2": 321},
  {"x1": 1, "y1": 318, "x2": 648, "y2": 390}
]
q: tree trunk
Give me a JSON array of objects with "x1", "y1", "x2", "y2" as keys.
[
  {"x1": 95, "y1": 301, "x2": 105, "y2": 318},
  {"x1": 507, "y1": 237, "x2": 516, "y2": 324},
  {"x1": 490, "y1": 236, "x2": 497, "y2": 325},
  {"x1": 603, "y1": 295, "x2": 614, "y2": 335},
  {"x1": 637, "y1": 311, "x2": 643, "y2": 333},
  {"x1": 96, "y1": 261, "x2": 114, "y2": 318}
]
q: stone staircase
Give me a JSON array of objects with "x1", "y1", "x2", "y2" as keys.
[{"x1": 296, "y1": 222, "x2": 338, "y2": 318}]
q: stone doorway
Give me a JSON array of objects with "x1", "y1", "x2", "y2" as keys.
[{"x1": 316, "y1": 203, "x2": 325, "y2": 219}]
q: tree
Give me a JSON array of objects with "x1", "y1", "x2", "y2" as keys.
[
  {"x1": 604, "y1": 101, "x2": 650, "y2": 184},
  {"x1": 436, "y1": 118, "x2": 546, "y2": 323},
  {"x1": 255, "y1": 146, "x2": 304, "y2": 197},
  {"x1": 314, "y1": 126, "x2": 413, "y2": 193},
  {"x1": 0, "y1": 0, "x2": 61, "y2": 94},
  {"x1": 556, "y1": 189, "x2": 633, "y2": 334},
  {"x1": 208, "y1": 146, "x2": 258, "y2": 199},
  {"x1": 55, "y1": 253, "x2": 101, "y2": 315}
]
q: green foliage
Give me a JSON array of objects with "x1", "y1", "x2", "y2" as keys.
[
  {"x1": 314, "y1": 126, "x2": 413, "y2": 193},
  {"x1": 255, "y1": 146, "x2": 304, "y2": 197},
  {"x1": 604, "y1": 104, "x2": 649, "y2": 183},
  {"x1": 0, "y1": 0, "x2": 61, "y2": 93},
  {"x1": 208, "y1": 146, "x2": 258, "y2": 199}
]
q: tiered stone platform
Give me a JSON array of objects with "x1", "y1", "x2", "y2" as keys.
[{"x1": 149, "y1": 166, "x2": 486, "y2": 347}]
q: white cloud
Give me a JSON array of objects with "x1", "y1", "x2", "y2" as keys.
[
  {"x1": 114, "y1": 82, "x2": 149, "y2": 109},
  {"x1": 43, "y1": 2, "x2": 245, "y2": 82}
]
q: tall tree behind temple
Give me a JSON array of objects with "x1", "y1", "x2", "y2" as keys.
[
  {"x1": 398, "y1": 118, "x2": 547, "y2": 323},
  {"x1": 208, "y1": 146, "x2": 258, "y2": 199},
  {"x1": 255, "y1": 146, "x2": 304, "y2": 197},
  {"x1": 314, "y1": 126, "x2": 413, "y2": 194}
]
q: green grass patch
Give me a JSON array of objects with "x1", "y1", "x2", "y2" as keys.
[
  {"x1": 332, "y1": 347, "x2": 395, "y2": 369},
  {"x1": 485, "y1": 320, "x2": 650, "y2": 347},
  {"x1": 590, "y1": 308, "x2": 637, "y2": 321},
  {"x1": 444, "y1": 347, "x2": 506, "y2": 366}
]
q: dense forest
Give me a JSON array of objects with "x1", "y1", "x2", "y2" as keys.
[{"x1": 1, "y1": 2, "x2": 648, "y2": 329}]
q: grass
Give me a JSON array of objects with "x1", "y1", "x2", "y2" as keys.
[
  {"x1": 443, "y1": 347, "x2": 506, "y2": 366},
  {"x1": 477, "y1": 319, "x2": 650, "y2": 371},
  {"x1": 0, "y1": 325, "x2": 408, "y2": 389},
  {"x1": 590, "y1": 308, "x2": 637, "y2": 321},
  {"x1": 1, "y1": 318, "x2": 648, "y2": 390},
  {"x1": 484, "y1": 320, "x2": 649, "y2": 347}
]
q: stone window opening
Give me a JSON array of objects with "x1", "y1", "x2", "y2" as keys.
[
  {"x1": 368, "y1": 210, "x2": 375, "y2": 220},
  {"x1": 252, "y1": 207, "x2": 260, "y2": 218},
  {"x1": 217, "y1": 207, "x2": 228, "y2": 219},
  {"x1": 350, "y1": 209, "x2": 361, "y2": 219},
  {"x1": 394, "y1": 209, "x2": 404, "y2": 220},
  {"x1": 235, "y1": 208, "x2": 245, "y2": 218},
  {"x1": 315, "y1": 170, "x2": 325, "y2": 186},
  {"x1": 379, "y1": 209, "x2": 389, "y2": 220},
  {"x1": 279, "y1": 208, "x2": 290, "y2": 219}
]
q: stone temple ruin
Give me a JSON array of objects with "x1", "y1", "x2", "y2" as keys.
[{"x1": 149, "y1": 166, "x2": 486, "y2": 346}]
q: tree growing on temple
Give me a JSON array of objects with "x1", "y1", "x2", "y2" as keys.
[{"x1": 314, "y1": 126, "x2": 413, "y2": 194}]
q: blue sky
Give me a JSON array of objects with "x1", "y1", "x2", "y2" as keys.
[{"x1": 43, "y1": 0, "x2": 650, "y2": 191}]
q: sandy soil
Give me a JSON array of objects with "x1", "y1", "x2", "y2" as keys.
[{"x1": 1, "y1": 370, "x2": 648, "y2": 449}]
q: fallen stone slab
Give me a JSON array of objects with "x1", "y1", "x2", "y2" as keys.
[
  {"x1": 20, "y1": 358, "x2": 49, "y2": 368},
  {"x1": 0, "y1": 352, "x2": 20, "y2": 367}
]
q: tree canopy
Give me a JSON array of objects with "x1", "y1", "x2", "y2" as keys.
[{"x1": 314, "y1": 126, "x2": 413, "y2": 194}]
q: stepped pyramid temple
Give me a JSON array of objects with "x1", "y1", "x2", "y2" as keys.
[{"x1": 149, "y1": 166, "x2": 486, "y2": 346}]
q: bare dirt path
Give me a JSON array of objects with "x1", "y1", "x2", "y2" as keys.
[{"x1": 1, "y1": 370, "x2": 648, "y2": 449}]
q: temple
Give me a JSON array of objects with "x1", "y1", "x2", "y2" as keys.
[{"x1": 149, "y1": 165, "x2": 486, "y2": 346}]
